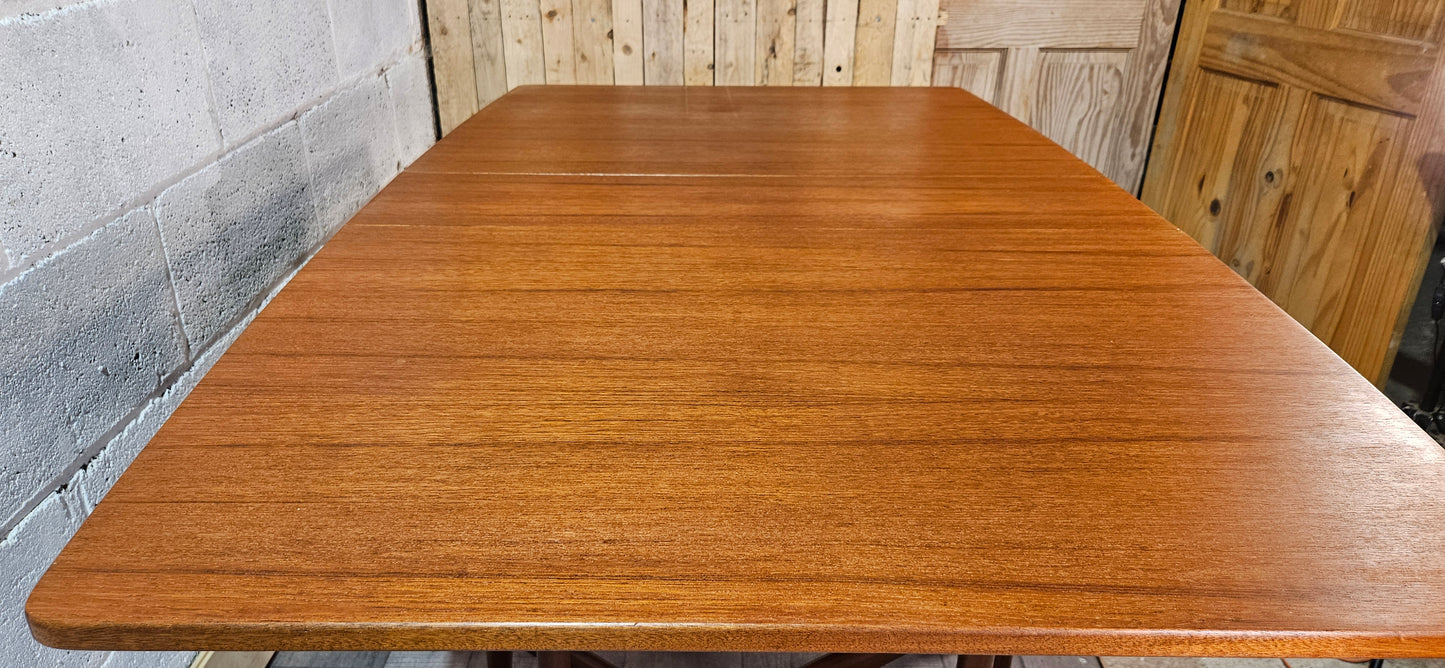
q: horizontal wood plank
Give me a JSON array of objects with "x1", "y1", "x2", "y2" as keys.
[
  {"x1": 1199, "y1": 10, "x2": 1436, "y2": 115},
  {"x1": 935, "y1": 0, "x2": 1144, "y2": 49}
]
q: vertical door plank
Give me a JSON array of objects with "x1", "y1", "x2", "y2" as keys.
[
  {"x1": 852, "y1": 0, "x2": 897, "y2": 84},
  {"x1": 614, "y1": 0, "x2": 646, "y2": 83},
  {"x1": 1144, "y1": 70, "x2": 1253, "y2": 250},
  {"x1": 1143, "y1": 0, "x2": 1445, "y2": 384},
  {"x1": 794, "y1": 0, "x2": 826, "y2": 84},
  {"x1": 539, "y1": 0, "x2": 578, "y2": 83},
  {"x1": 1350, "y1": 33, "x2": 1445, "y2": 383},
  {"x1": 427, "y1": 0, "x2": 481, "y2": 134},
  {"x1": 756, "y1": 0, "x2": 798, "y2": 84},
  {"x1": 822, "y1": 0, "x2": 859, "y2": 85},
  {"x1": 1339, "y1": 0, "x2": 1445, "y2": 41},
  {"x1": 1269, "y1": 97, "x2": 1407, "y2": 339},
  {"x1": 1031, "y1": 50, "x2": 1129, "y2": 179},
  {"x1": 1141, "y1": 0, "x2": 1219, "y2": 205},
  {"x1": 716, "y1": 0, "x2": 756, "y2": 84},
  {"x1": 1218, "y1": 0, "x2": 1296, "y2": 19},
  {"x1": 1294, "y1": 0, "x2": 1346, "y2": 30},
  {"x1": 996, "y1": 46, "x2": 1039, "y2": 120},
  {"x1": 469, "y1": 0, "x2": 511, "y2": 105},
  {"x1": 684, "y1": 0, "x2": 716, "y2": 83},
  {"x1": 573, "y1": 0, "x2": 616, "y2": 83},
  {"x1": 889, "y1": 0, "x2": 941, "y2": 85},
  {"x1": 1150, "y1": 69, "x2": 1295, "y2": 261},
  {"x1": 1109, "y1": 0, "x2": 1183, "y2": 193},
  {"x1": 1215, "y1": 86, "x2": 1307, "y2": 286},
  {"x1": 500, "y1": 0, "x2": 547, "y2": 87},
  {"x1": 931, "y1": 49, "x2": 1003, "y2": 103},
  {"x1": 644, "y1": 0, "x2": 686, "y2": 83}
]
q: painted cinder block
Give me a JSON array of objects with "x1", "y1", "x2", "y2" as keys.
[
  {"x1": 0, "y1": 209, "x2": 187, "y2": 529},
  {"x1": 79, "y1": 302, "x2": 262, "y2": 511},
  {"x1": 99, "y1": 651, "x2": 193, "y2": 668},
  {"x1": 387, "y1": 51, "x2": 440, "y2": 167},
  {"x1": 191, "y1": 0, "x2": 339, "y2": 142},
  {"x1": 301, "y1": 74, "x2": 402, "y2": 232},
  {"x1": 329, "y1": 0, "x2": 418, "y2": 78},
  {"x1": 0, "y1": 486, "x2": 103, "y2": 668},
  {"x1": 0, "y1": 1, "x2": 88, "y2": 22},
  {"x1": 0, "y1": 0, "x2": 219, "y2": 265},
  {"x1": 156, "y1": 122, "x2": 322, "y2": 349}
]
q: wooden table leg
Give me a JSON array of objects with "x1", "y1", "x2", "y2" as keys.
[
  {"x1": 487, "y1": 652, "x2": 513, "y2": 668},
  {"x1": 539, "y1": 652, "x2": 572, "y2": 668}
]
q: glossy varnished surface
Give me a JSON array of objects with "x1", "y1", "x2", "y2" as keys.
[{"x1": 27, "y1": 87, "x2": 1445, "y2": 656}]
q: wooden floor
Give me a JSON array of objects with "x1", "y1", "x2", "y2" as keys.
[{"x1": 267, "y1": 655, "x2": 1445, "y2": 668}]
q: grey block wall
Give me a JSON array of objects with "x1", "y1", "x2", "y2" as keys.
[{"x1": 0, "y1": 0, "x2": 437, "y2": 664}]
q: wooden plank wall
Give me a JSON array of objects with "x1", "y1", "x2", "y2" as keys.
[
  {"x1": 1140, "y1": 0, "x2": 1445, "y2": 384},
  {"x1": 426, "y1": 0, "x2": 1181, "y2": 190},
  {"x1": 931, "y1": 0, "x2": 1182, "y2": 191}
]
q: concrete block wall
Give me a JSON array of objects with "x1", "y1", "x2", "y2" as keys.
[{"x1": 0, "y1": 0, "x2": 438, "y2": 664}]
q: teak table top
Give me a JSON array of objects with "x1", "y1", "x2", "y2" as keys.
[{"x1": 27, "y1": 87, "x2": 1445, "y2": 657}]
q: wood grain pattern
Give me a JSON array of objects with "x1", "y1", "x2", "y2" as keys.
[
  {"x1": 1141, "y1": 0, "x2": 1216, "y2": 204},
  {"x1": 614, "y1": 0, "x2": 646, "y2": 84},
  {"x1": 1109, "y1": 0, "x2": 1184, "y2": 193},
  {"x1": 501, "y1": 0, "x2": 549, "y2": 87},
  {"x1": 715, "y1": 0, "x2": 755, "y2": 83},
  {"x1": 821, "y1": 0, "x2": 859, "y2": 85},
  {"x1": 1145, "y1": 70, "x2": 1289, "y2": 256},
  {"x1": 1340, "y1": 0, "x2": 1445, "y2": 41},
  {"x1": 572, "y1": 0, "x2": 616, "y2": 83},
  {"x1": 931, "y1": 50, "x2": 1003, "y2": 104},
  {"x1": 683, "y1": 0, "x2": 715, "y2": 84},
  {"x1": 1142, "y1": 0, "x2": 1445, "y2": 384},
  {"x1": 931, "y1": 0, "x2": 1179, "y2": 190},
  {"x1": 1199, "y1": 10, "x2": 1436, "y2": 115},
  {"x1": 793, "y1": 0, "x2": 826, "y2": 85},
  {"x1": 1265, "y1": 97, "x2": 1407, "y2": 339},
  {"x1": 852, "y1": 0, "x2": 896, "y2": 84},
  {"x1": 995, "y1": 46, "x2": 1039, "y2": 120},
  {"x1": 27, "y1": 87, "x2": 1445, "y2": 658},
  {"x1": 643, "y1": 0, "x2": 685, "y2": 84},
  {"x1": 406, "y1": 87, "x2": 1074, "y2": 177},
  {"x1": 422, "y1": 0, "x2": 1174, "y2": 194},
  {"x1": 754, "y1": 0, "x2": 795, "y2": 84},
  {"x1": 470, "y1": 0, "x2": 511, "y2": 104},
  {"x1": 1031, "y1": 51, "x2": 1128, "y2": 181},
  {"x1": 934, "y1": 0, "x2": 1144, "y2": 50},
  {"x1": 539, "y1": 0, "x2": 579, "y2": 83},
  {"x1": 1218, "y1": 0, "x2": 1298, "y2": 20},
  {"x1": 427, "y1": 0, "x2": 481, "y2": 135},
  {"x1": 887, "y1": 0, "x2": 940, "y2": 86},
  {"x1": 1352, "y1": 0, "x2": 1445, "y2": 385}
]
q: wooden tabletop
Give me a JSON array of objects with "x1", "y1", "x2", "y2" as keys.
[{"x1": 27, "y1": 87, "x2": 1445, "y2": 657}]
